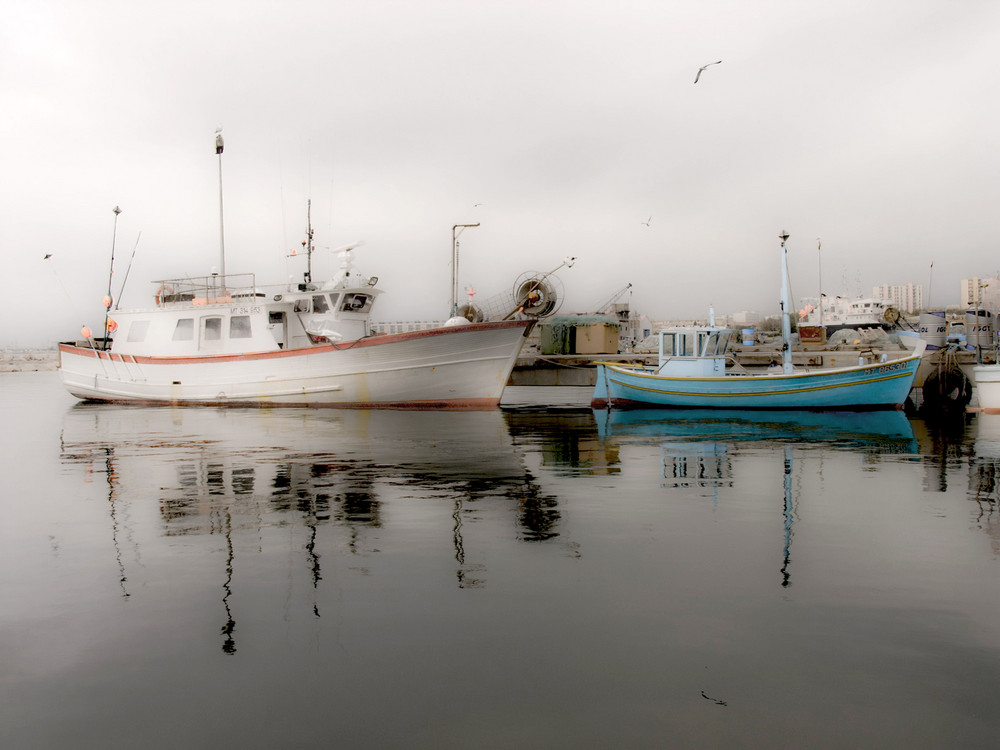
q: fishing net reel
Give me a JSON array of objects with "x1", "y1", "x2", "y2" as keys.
[{"x1": 510, "y1": 272, "x2": 564, "y2": 318}]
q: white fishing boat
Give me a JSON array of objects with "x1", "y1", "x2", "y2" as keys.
[
  {"x1": 59, "y1": 241, "x2": 538, "y2": 408},
  {"x1": 592, "y1": 232, "x2": 925, "y2": 411},
  {"x1": 798, "y1": 295, "x2": 900, "y2": 332},
  {"x1": 58, "y1": 142, "x2": 552, "y2": 409}
]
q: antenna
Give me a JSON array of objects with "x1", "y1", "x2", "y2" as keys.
[{"x1": 115, "y1": 231, "x2": 142, "y2": 309}]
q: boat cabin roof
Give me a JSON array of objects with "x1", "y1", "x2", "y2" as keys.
[
  {"x1": 152, "y1": 272, "x2": 381, "y2": 311},
  {"x1": 657, "y1": 326, "x2": 734, "y2": 359}
]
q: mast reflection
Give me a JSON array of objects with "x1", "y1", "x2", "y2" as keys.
[
  {"x1": 59, "y1": 405, "x2": 569, "y2": 615},
  {"x1": 59, "y1": 420, "x2": 131, "y2": 598},
  {"x1": 594, "y1": 408, "x2": 919, "y2": 588}
]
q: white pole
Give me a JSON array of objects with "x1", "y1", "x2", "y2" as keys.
[
  {"x1": 216, "y1": 130, "x2": 226, "y2": 284},
  {"x1": 779, "y1": 231, "x2": 793, "y2": 374}
]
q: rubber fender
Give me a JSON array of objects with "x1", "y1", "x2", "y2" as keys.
[{"x1": 922, "y1": 366, "x2": 972, "y2": 410}]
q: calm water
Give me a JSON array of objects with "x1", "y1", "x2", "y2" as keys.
[{"x1": 3, "y1": 373, "x2": 1000, "y2": 748}]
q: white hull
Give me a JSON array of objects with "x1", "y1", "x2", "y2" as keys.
[
  {"x1": 59, "y1": 321, "x2": 532, "y2": 409},
  {"x1": 973, "y1": 364, "x2": 1000, "y2": 412}
]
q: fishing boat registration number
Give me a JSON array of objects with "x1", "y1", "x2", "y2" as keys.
[
  {"x1": 231, "y1": 305, "x2": 263, "y2": 315},
  {"x1": 871, "y1": 361, "x2": 908, "y2": 374}
]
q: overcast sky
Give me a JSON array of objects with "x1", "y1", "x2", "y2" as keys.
[{"x1": 4, "y1": 0, "x2": 999, "y2": 346}]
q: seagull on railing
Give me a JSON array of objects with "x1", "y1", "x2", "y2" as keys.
[{"x1": 694, "y1": 60, "x2": 722, "y2": 83}]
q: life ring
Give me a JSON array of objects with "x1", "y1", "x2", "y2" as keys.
[{"x1": 155, "y1": 284, "x2": 174, "y2": 306}]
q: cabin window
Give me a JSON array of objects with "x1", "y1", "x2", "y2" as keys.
[
  {"x1": 203, "y1": 317, "x2": 222, "y2": 341},
  {"x1": 341, "y1": 293, "x2": 372, "y2": 312},
  {"x1": 312, "y1": 295, "x2": 331, "y2": 313},
  {"x1": 662, "y1": 333, "x2": 691, "y2": 357},
  {"x1": 705, "y1": 332, "x2": 730, "y2": 356},
  {"x1": 127, "y1": 320, "x2": 149, "y2": 342},
  {"x1": 172, "y1": 318, "x2": 194, "y2": 341},
  {"x1": 230, "y1": 315, "x2": 252, "y2": 339}
]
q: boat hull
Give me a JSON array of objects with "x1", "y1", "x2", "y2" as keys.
[
  {"x1": 592, "y1": 354, "x2": 922, "y2": 410},
  {"x1": 973, "y1": 364, "x2": 1000, "y2": 413},
  {"x1": 59, "y1": 320, "x2": 533, "y2": 409}
]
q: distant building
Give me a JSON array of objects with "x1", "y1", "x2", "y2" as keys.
[
  {"x1": 730, "y1": 311, "x2": 760, "y2": 325},
  {"x1": 961, "y1": 277, "x2": 1000, "y2": 309},
  {"x1": 872, "y1": 283, "x2": 923, "y2": 313},
  {"x1": 961, "y1": 278, "x2": 982, "y2": 307}
]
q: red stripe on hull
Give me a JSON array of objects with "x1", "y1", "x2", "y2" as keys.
[
  {"x1": 66, "y1": 394, "x2": 502, "y2": 410},
  {"x1": 59, "y1": 319, "x2": 532, "y2": 366}
]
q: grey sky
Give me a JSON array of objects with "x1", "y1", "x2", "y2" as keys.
[{"x1": 3, "y1": 0, "x2": 998, "y2": 346}]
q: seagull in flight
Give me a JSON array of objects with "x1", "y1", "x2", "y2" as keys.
[
  {"x1": 694, "y1": 60, "x2": 722, "y2": 83},
  {"x1": 43, "y1": 253, "x2": 52, "y2": 260},
  {"x1": 641, "y1": 216, "x2": 652, "y2": 227}
]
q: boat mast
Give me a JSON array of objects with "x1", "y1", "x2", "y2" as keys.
[
  {"x1": 816, "y1": 237, "x2": 823, "y2": 327},
  {"x1": 104, "y1": 205, "x2": 121, "y2": 348},
  {"x1": 304, "y1": 199, "x2": 314, "y2": 284},
  {"x1": 779, "y1": 231, "x2": 793, "y2": 374},
  {"x1": 215, "y1": 129, "x2": 227, "y2": 286},
  {"x1": 451, "y1": 223, "x2": 479, "y2": 317}
]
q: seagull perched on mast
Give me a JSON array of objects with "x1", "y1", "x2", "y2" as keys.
[{"x1": 694, "y1": 60, "x2": 722, "y2": 83}]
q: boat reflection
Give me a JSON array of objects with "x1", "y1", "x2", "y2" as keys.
[
  {"x1": 594, "y1": 408, "x2": 918, "y2": 451},
  {"x1": 59, "y1": 403, "x2": 564, "y2": 651},
  {"x1": 596, "y1": 408, "x2": 917, "y2": 491},
  {"x1": 969, "y1": 413, "x2": 1000, "y2": 556},
  {"x1": 503, "y1": 412, "x2": 621, "y2": 476},
  {"x1": 594, "y1": 408, "x2": 919, "y2": 589}
]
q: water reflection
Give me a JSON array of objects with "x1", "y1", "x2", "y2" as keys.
[
  {"x1": 504, "y1": 412, "x2": 620, "y2": 475},
  {"x1": 594, "y1": 408, "x2": 918, "y2": 450},
  {"x1": 59, "y1": 404, "x2": 567, "y2": 650},
  {"x1": 594, "y1": 409, "x2": 920, "y2": 588},
  {"x1": 911, "y1": 410, "x2": 976, "y2": 493},
  {"x1": 970, "y1": 413, "x2": 1000, "y2": 555}
]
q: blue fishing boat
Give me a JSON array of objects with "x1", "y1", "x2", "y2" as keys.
[{"x1": 591, "y1": 232, "x2": 925, "y2": 411}]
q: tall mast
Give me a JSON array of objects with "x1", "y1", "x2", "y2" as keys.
[
  {"x1": 305, "y1": 199, "x2": 314, "y2": 284},
  {"x1": 816, "y1": 237, "x2": 823, "y2": 327},
  {"x1": 215, "y1": 129, "x2": 226, "y2": 284},
  {"x1": 779, "y1": 231, "x2": 793, "y2": 374}
]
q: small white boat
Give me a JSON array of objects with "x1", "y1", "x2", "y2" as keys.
[
  {"x1": 592, "y1": 232, "x2": 925, "y2": 411},
  {"x1": 59, "y1": 241, "x2": 536, "y2": 409},
  {"x1": 973, "y1": 364, "x2": 1000, "y2": 412}
]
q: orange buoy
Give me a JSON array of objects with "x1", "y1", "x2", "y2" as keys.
[
  {"x1": 106, "y1": 318, "x2": 118, "y2": 333},
  {"x1": 81, "y1": 326, "x2": 92, "y2": 339},
  {"x1": 103, "y1": 295, "x2": 112, "y2": 309}
]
